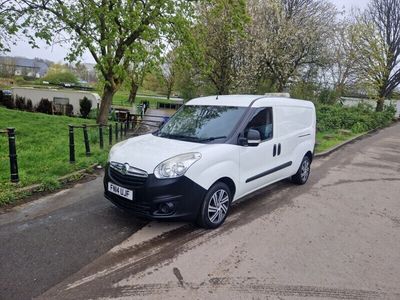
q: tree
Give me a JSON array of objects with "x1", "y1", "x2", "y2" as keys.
[
  {"x1": 42, "y1": 63, "x2": 78, "y2": 84},
  {"x1": 353, "y1": 0, "x2": 400, "y2": 111},
  {"x1": 248, "y1": 0, "x2": 337, "y2": 91},
  {"x1": 324, "y1": 19, "x2": 361, "y2": 96},
  {"x1": 22, "y1": 0, "x2": 192, "y2": 124},
  {"x1": 184, "y1": 0, "x2": 249, "y2": 95},
  {"x1": 0, "y1": 1, "x2": 19, "y2": 53},
  {"x1": 125, "y1": 44, "x2": 158, "y2": 104},
  {"x1": 160, "y1": 50, "x2": 178, "y2": 99}
]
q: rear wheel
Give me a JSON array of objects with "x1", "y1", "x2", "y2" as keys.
[
  {"x1": 291, "y1": 155, "x2": 311, "y2": 185},
  {"x1": 197, "y1": 182, "x2": 231, "y2": 229}
]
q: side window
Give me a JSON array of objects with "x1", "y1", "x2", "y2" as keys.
[{"x1": 244, "y1": 107, "x2": 273, "y2": 141}]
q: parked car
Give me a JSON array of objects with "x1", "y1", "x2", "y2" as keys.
[{"x1": 104, "y1": 94, "x2": 316, "y2": 228}]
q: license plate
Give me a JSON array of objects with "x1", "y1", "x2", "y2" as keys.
[{"x1": 108, "y1": 182, "x2": 134, "y2": 200}]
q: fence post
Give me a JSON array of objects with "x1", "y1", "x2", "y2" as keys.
[
  {"x1": 124, "y1": 121, "x2": 127, "y2": 136},
  {"x1": 99, "y1": 126, "x2": 104, "y2": 149},
  {"x1": 83, "y1": 124, "x2": 91, "y2": 156},
  {"x1": 109, "y1": 124, "x2": 112, "y2": 145},
  {"x1": 68, "y1": 125, "x2": 75, "y2": 163},
  {"x1": 120, "y1": 122, "x2": 123, "y2": 137},
  {"x1": 7, "y1": 128, "x2": 19, "y2": 183},
  {"x1": 115, "y1": 122, "x2": 118, "y2": 141}
]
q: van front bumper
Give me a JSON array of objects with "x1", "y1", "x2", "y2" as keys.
[{"x1": 103, "y1": 163, "x2": 207, "y2": 221}]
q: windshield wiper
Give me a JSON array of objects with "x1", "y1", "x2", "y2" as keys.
[
  {"x1": 159, "y1": 133, "x2": 199, "y2": 141},
  {"x1": 198, "y1": 136, "x2": 227, "y2": 142}
]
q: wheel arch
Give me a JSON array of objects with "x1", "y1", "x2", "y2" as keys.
[
  {"x1": 305, "y1": 150, "x2": 313, "y2": 163},
  {"x1": 213, "y1": 177, "x2": 236, "y2": 199}
]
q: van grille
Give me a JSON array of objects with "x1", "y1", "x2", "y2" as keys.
[{"x1": 109, "y1": 165, "x2": 147, "y2": 188}]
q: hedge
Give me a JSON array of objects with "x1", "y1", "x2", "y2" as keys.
[{"x1": 316, "y1": 103, "x2": 396, "y2": 133}]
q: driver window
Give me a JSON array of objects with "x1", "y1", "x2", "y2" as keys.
[{"x1": 244, "y1": 107, "x2": 273, "y2": 141}]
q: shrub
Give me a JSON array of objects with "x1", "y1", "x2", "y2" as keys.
[
  {"x1": 79, "y1": 97, "x2": 92, "y2": 118},
  {"x1": 26, "y1": 99, "x2": 33, "y2": 112},
  {"x1": 318, "y1": 88, "x2": 339, "y2": 105},
  {"x1": 36, "y1": 98, "x2": 53, "y2": 114},
  {"x1": 316, "y1": 103, "x2": 396, "y2": 133},
  {"x1": 2, "y1": 95, "x2": 14, "y2": 109},
  {"x1": 66, "y1": 104, "x2": 74, "y2": 116},
  {"x1": 15, "y1": 96, "x2": 26, "y2": 110}
]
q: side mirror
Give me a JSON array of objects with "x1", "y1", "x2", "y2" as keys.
[{"x1": 246, "y1": 129, "x2": 261, "y2": 147}]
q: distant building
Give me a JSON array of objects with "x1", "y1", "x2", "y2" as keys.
[{"x1": 0, "y1": 56, "x2": 50, "y2": 78}]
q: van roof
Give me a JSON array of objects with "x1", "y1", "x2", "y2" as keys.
[{"x1": 186, "y1": 95, "x2": 314, "y2": 108}]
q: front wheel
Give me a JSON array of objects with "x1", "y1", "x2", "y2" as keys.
[
  {"x1": 291, "y1": 156, "x2": 311, "y2": 185},
  {"x1": 197, "y1": 182, "x2": 231, "y2": 229}
]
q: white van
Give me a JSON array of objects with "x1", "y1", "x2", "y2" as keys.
[{"x1": 104, "y1": 95, "x2": 316, "y2": 228}]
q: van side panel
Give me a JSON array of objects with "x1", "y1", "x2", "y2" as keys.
[{"x1": 275, "y1": 105, "x2": 316, "y2": 176}]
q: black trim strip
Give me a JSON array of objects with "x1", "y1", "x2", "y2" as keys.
[
  {"x1": 246, "y1": 161, "x2": 292, "y2": 183},
  {"x1": 298, "y1": 133, "x2": 311, "y2": 137}
]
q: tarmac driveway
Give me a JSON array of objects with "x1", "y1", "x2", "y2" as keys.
[{"x1": 38, "y1": 123, "x2": 400, "y2": 299}]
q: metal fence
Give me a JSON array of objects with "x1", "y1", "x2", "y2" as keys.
[
  {"x1": 0, "y1": 128, "x2": 19, "y2": 183},
  {"x1": 68, "y1": 114, "x2": 167, "y2": 163}
]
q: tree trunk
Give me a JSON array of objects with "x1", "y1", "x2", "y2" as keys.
[
  {"x1": 97, "y1": 84, "x2": 116, "y2": 124},
  {"x1": 128, "y1": 81, "x2": 139, "y2": 103},
  {"x1": 376, "y1": 97, "x2": 385, "y2": 112}
]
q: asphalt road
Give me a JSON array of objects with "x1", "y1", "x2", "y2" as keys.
[
  {"x1": 0, "y1": 176, "x2": 147, "y2": 300},
  {"x1": 1, "y1": 122, "x2": 400, "y2": 300},
  {"x1": 39, "y1": 122, "x2": 400, "y2": 299}
]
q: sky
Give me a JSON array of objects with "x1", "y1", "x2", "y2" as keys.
[{"x1": 7, "y1": 0, "x2": 370, "y2": 64}]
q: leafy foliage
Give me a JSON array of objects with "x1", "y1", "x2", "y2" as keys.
[
  {"x1": 23, "y1": 0, "x2": 193, "y2": 124},
  {"x1": 352, "y1": 0, "x2": 400, "y2": 110},
  {"x1": 42, "y1": 64, "x2": 79, "y2": 84},
  {"x1": 316, "y1": 103, "x2": 395, "y2": 133},
  {"x1": 1, "y1": 93, "x2": 14, "y2": 109},
  {"x1": 79, "y1": 97, "x2": 92, "y2": 118},
  {"x1": 26, "y1": 99, "x2": 33, "y2": 112},
  {"x1": 15, "y1": 96, "x2": 26, "y2": 110},
  {"x1": 36, "y1": 98, "x2": 53, "y2": 114}
]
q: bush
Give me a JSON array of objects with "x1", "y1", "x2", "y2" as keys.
[
  {"x1": 318, "y1": 88, "x2": 340, "y2": 105},
  {"x1": 316, "y1": 103, "x2": 395, "y2": 133},
  {"x1": 79, "y1": 97, "x2": 92, "y2": 118},
  {"x1": 15, "y1": 96, "x2": 26, "y2": 110},
  {"x1": 26, "y1": 99, "x2": 33, "y2": 112},
  {"x1": 66, "y1": 104, "x2": 74, "y2": 116},
  {"x1": 36, "y1": 98, "x2": 53, "y2": 114},
  {"x1": 2, "y1": 95, "x2": 14, "y2": 109}
]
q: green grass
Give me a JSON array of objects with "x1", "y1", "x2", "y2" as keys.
[
  {"x1": 315, "y1": 130, "x2": 364, "y2": 153},
  {"x1": 112, "y1": 90, "x2": 178, "y2": 108},
  {"x1": 0, "y1": 107, "x2": 111, "y2": 205}
]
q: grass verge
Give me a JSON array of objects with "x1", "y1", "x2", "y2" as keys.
[
  {"x1": 315, "y1": 129, "x2": 365, "y2": 153},
  {"x1": 0, "y1": 107, "x2": 110, "y2": 205}
]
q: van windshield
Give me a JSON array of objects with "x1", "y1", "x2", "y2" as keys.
[{"x1": 156, "y1": 105, "x2": 246, "y2": 143}]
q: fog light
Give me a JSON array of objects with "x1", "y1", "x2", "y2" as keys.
[{"x1": 159, "y1": 202, "x2": 174, "y2": 214}]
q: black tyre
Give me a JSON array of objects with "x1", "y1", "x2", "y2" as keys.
[
  {"x1": 197, "y1": 182, "x2": 231, "y2": 229},
  {"x1": 291, "y1": 155, "x2": 311, "y2": 185}
]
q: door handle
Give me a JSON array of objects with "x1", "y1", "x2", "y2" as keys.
[
  {"x1": 273, "y1": 144, "x2": 277, "y2": 157},
  {"x1": 278, "y1": 143, "x2": 281, "y2": 156}
]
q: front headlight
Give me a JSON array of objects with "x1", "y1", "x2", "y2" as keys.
[{"x1": 154, "y1": 152, "x2": 201, "y2": 179}]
